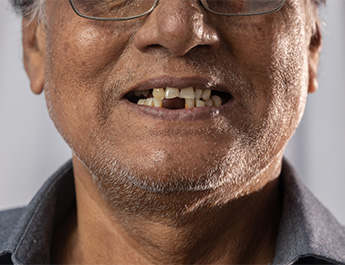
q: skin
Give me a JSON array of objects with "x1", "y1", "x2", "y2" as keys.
[{"x1": 23, "y1": 0, "x2": 322, "y2": 264}]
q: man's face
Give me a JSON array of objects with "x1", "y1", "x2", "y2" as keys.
[{"x1": 28, "y1": 0, "x2": 319, "y2": 197}]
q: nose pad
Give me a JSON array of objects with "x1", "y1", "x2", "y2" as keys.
[{"x1": 133, "y1": 1, "x2": 220, "y2": 57}]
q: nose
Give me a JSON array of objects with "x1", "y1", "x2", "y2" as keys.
[{"x1": 133, "y1": 0, "x2": 220, "y2": 57}]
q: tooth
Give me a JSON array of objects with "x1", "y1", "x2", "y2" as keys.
[
  {"x1": 211, "y1": 95, "x2": 222, "y2": 107},
  {"x1": 137, "y1": 99, "x2": 146, "y2": 105},
  {"x1": 196, "y1": 99, "x2": 205, "y2": 107},
  {"x1": 142, "y1": 90, "x2": 149, "y2": 98},
  {"x1": 194, "y1": 89, "x2": 202, "y2": 99},
  {"x1": 179, "y1": 87, "x2": 195, "y2": 99},
  {"x1": 153, "y1": 88, "x2": 165, "y2": 100},
  {"x1": 153, "y1": 98, "x2": 162, "y2": 107},
  {"x1": 204, "y1": 98, "x2": 213, "y2": 107},
  {"x1": 202, "y1": 89, "x2": 211, "y2": 101},
  {"x1": 165, "y1": 87, "x2": 179, "y2": 99},
  {"x1": 185, "y1": 99, "x2": 195, "y2": 109},
  {"x1": 146, "y1": 98, "x2": 154, "y2": 107}
]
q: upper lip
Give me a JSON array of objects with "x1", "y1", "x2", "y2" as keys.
[{"x1": 121, "y1": 75, "x2": 232, "y2": 99}]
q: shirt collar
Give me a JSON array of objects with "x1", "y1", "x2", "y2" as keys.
[
  {"x1": 0, "y1": 160, "x2": 75, "y2": 264},
  {"x1": 273, "y1": 159, "x2": 345, "y2": 264}
]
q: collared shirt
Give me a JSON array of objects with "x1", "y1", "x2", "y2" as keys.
[{"x1": 0, "y1": 159, "x2": 344, "y2": 264}]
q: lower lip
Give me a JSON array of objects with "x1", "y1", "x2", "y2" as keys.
[{"x1": 122, "y1": 98, "x2": 235, "y2": 121}]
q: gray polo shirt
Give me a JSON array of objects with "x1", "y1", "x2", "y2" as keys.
[{"x1": 0, "y1": 160, "x2": 344, "y2": 264}]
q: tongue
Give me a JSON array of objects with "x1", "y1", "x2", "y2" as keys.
[{"x1": 162, "y1": 98, "x2": 185, "y2": 109}]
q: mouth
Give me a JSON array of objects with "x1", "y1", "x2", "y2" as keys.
[{"x1": 123, "y1": 87, "x2": 233, "y2": 110}]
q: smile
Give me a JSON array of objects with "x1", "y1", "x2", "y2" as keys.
[{"x1": 124, "y1": 87, "x2": 232, "y2": 110}]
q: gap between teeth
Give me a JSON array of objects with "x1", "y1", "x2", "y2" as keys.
[{"x1": 137, "y1": 87, "x2": 222, "y2": 108}]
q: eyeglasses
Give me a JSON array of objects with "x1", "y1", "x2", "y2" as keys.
[{"x1": 69, "y1": 0, "x2": 286, "y2": 21}]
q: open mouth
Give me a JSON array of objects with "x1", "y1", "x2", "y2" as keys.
[{"x1": 124, "y1": 87, "x2": 233, "y2": 110}]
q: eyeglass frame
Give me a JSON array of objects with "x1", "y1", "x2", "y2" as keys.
[{"x1": 68, "y1": 0, "x2": 287, "y2": 21}]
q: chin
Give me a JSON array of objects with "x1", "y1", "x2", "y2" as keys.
[{"x1": 77, "y1": 139, "x2": 268, "y2": 196}]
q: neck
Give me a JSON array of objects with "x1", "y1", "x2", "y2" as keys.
[{"x1": 53, "y1": 156, "x2": 282, "y2": 264}]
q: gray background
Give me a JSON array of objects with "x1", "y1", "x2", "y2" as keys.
[{"x1": 1, "y1": 1, "x2": 344, "y2": 225}]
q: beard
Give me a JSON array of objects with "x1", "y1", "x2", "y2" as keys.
[{"x1": 70, "y1": 110, "x2": 288, "y2": 220}]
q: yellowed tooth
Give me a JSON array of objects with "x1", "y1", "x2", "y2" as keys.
[
  {"x1": 211, "y1": 95, "x2": 222, "y2": 107},
  {"x1": 153, "y1": 98, "x2": 162, "y2": 107},
  {"x1": 194, "y1": 89, "x2": 203, "y2": 99},
  {"x1": 153, "y1": 88, "x2": 165, "y2": 100},
  {"x1": 146, "y1": 98, "x2": 154, "y2": 107},
  {"x1": 185, "y1": 99, "x2": 195, "y2": 109},
  {"x1": 196, "y1": 99, "x2": 206, "y2": 107},
  {"x1": 202, "y1": 89, "x2": 211, "y2": 101},
  {"x1": 204, "y1": 98, "x2": 213, "y2": 107},
  {"x1": 137, "y1": 99, "x2": 146, "y2": 105},
  {"x1": 180, "y1": 87, "x2": 195, "y2": 99},
  {"x1": 165, "y1": 87, "x2": 179, "y2": 99}
]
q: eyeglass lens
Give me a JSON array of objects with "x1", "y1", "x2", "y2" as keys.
[
  {"x1": 203, "y1": 0, "x2": 285, "y2": 15},
  {"x1": 71, "y1": 0, "x2": 285, "y2": 19}
]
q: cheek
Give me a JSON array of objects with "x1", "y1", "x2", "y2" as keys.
[
  {"x1": 261, "y1": 29, "x2": 309, "y2": 153},
  {"x1": 44, "y1": 20, "x2": 133, "y2": 147},
  {"x1": 268, "y1": 13, "x2": 310, "y2": 124},
  {"x1": 217, "y1": 18, "x2": 280, "y2": 117},
  {"x1": 218, "y1": 12, "x2": 309, "y2": 150},
  {"x1": 49, "y1": 23, "x2": 130, "y2": 84}
]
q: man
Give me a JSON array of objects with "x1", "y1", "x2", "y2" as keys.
[{"x1": 0, "y1": 0, "x2": 344, "y2": 264}]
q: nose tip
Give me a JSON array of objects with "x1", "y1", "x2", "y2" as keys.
[{"x1": 133, "y1": 1, "x2": 220, "y2": 57}]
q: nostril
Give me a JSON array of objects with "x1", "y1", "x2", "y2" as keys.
[{"x1": 139, "y1": 44, "x2": 162, "y2": 53}]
